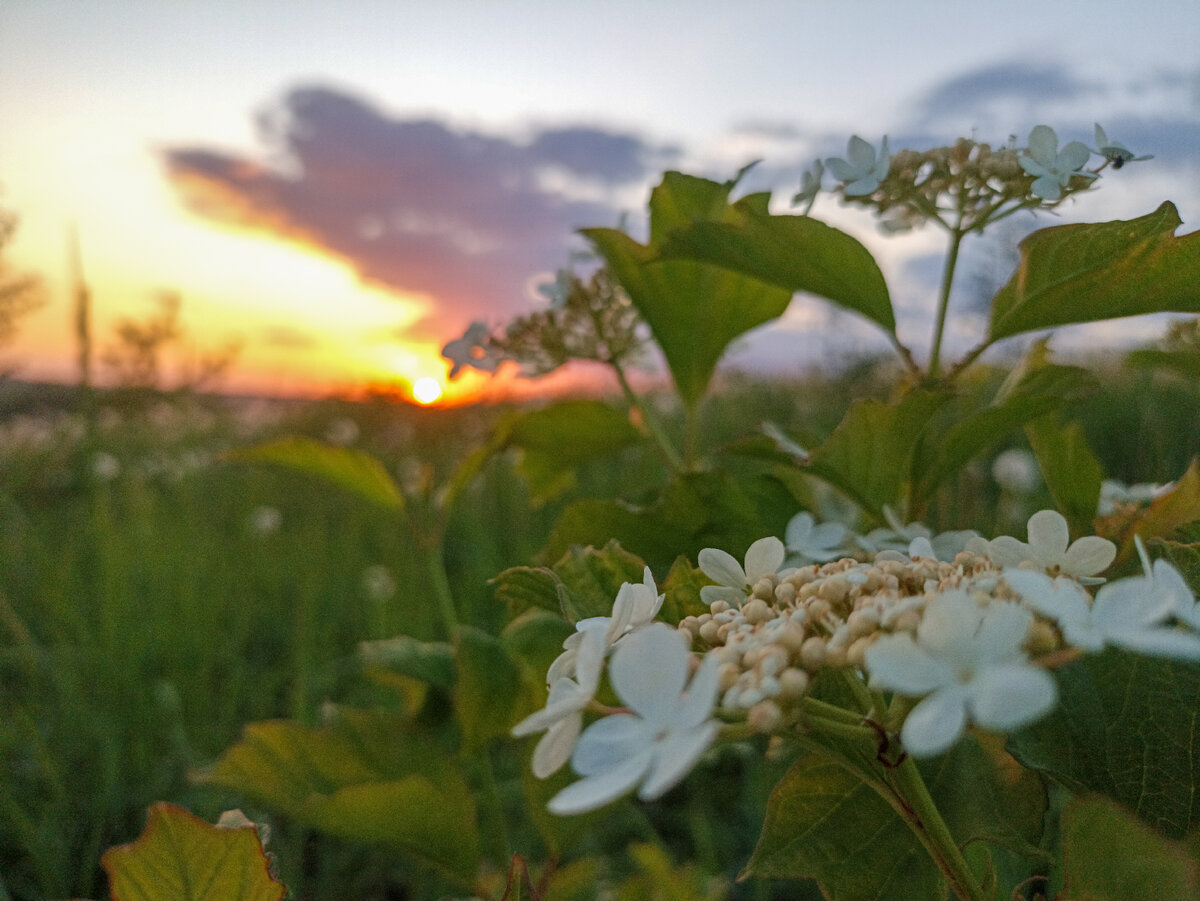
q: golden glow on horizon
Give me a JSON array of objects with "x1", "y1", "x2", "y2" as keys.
[{"x1": 411, "y1": 376, "x2": 443, "y2": 404}]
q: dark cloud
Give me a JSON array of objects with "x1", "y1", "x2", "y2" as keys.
[
  {"x1": 162, "y1": 85, "x2": 673, "y2": 340},
  {"x1": 913, "y1": 62, "x2": 1101, "y2": 122}
]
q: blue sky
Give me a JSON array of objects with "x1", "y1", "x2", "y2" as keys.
[{"x1": 1, "y1": 0, "x2": 1197, "y2": 397}]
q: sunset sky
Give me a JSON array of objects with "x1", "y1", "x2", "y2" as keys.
[{"x1": 2, "y1": 1, "x2": 1198, "y2": 403}]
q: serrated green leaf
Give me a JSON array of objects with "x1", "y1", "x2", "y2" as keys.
[
  {"x1": 988, "y1": 202, "x2": 1200, "y2": 341},
  {"x1": 543, "y1": 497, "x2": 693, "y2": 571},
  {"x1": 102, "y1": 803, "x2": 285, "y2": 901},
  {"x1": 1060, "y1": 796, "x2": 1200, "y2": 900},
  {"x1": 1025, "y1": 417, "x2": 1103, "y2": 534},
  {"x1": 584, "y1": 173, "x2": 793, "y2": 406},
  {"x1": 509, "y1": 401, "x2": 643, "y2": 504},
  {"x1": 913, "y1": 364, "x2": 1098, "y2": 497},
  {"x1": 552, "y1": 540, "x2": 647, "y2": 623},
  {"x1": 501, "y1": 608, "x2": 574, "y2": 688},
  {"x1": 659, "y1": 199, "x2": 896, "y2": 334},
  {"x1": 454, "y1": 625, "x2": 538, "y2": 754},
  {"x1": 808, "y1": 390, "x2": 949, "y2": 520},
  {"x1": 1008, "y1": 649, "x2": 1200, "y2": 839},
  {"x1": 491, "y1": 565, "x2": 564, "y2": 617},
  {"x1": 659, "y1": 556, "x2": 713, "y2": 624},
  {"x1": 199, "y1": 710, "x2": 479, "y2": 881},
  {"x1": 227, "y1": 436, "x2": 404, "y2": 510}
]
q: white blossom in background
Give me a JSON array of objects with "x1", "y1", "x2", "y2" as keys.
[
  {"x1": 324, "y1": 417, "x2": 360, "y2": 446},
  {"x1": 361, "y1": 565, "x2": 397, "y2": 603},
  {"x1": 825, "y1": 135, "x2": 891, "y2": 196},
  {"x1": 442, "y1": 321, "x2": 506, "y2": 378},
  {"x1": 865, "y1": 591, "x2": 1057, "y2": 756},
  {"x1": 249, "y1": 505, "x2": 282, "y2": 536},
  {"x1": 512, "y1": 625, "x2": 606, "y2": 778},
  {"x1": 548, "y1": 623, "x2": 720, "y2": 814},
  {"x1": 784, "y1": 512, "x2": 849, "y2": 565},
  {"x1": 992, "y1": 448, "x2": 1040, "y2": 495},
  {"x1": 791, "y1": 159, "x2": 824, "y2": 212},
  {"x1": 699, "y1": 536, "x2": 787, "y2": 606},
  {"x1": 91, "y1": 451, "x2": 121, "y2": 481},
  {"x1": 1097, "y1": 479, "x2": 1171, "y2": 515},
  {"x1": 986, "y1": 509, "x2": 1116, "y2": 584},
  {"x1": 1093, "y1": 123, "x2": 1153, "y2": 169},
  {"x1": 1020, "y1": 125, "x2": 1096, "y2": 201}
]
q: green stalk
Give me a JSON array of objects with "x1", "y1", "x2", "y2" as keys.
[
  {"x1": 888, "y1": 754, "x2": 989, "y2": 901},
  {"x1": 610, "y1": 356, "x2": 683, "y2": 471},
  {"x1": 423, "y1": 541, "x2": 460, "y2": 638},
  {"x1": 928, "y1": 224, "x2": 967, "y2": 380}
]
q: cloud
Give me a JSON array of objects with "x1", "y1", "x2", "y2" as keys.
[{"x1": 162, "y1": 85, "x2": 674, "y2": 340}]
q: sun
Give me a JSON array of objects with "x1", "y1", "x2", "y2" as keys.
[{"x1": 411, "y1": 376, "x2": 444, "y2": 405}]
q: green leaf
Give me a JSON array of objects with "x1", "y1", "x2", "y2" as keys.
[
  {"x1": 499, "y1": 854, "x2": 540, "y2": 901},
  {"x1": 199, "y1": 710, "x2": 479, "y2": 882},
  {"x1": 913, "y1": 364, "x2": 1098, "y2": 497},
  {"x1": 357, "y1": 636, "x2": 456, "y2": 689},
  {"x1": 490, "y1": 566, "x2": 563, "y2": 618},
  {"x1": 501, "y1": 608, "x2": 574, "y2": 689},
  {"x1": 988, "y1": 202, "x2": 1200, "y2": 341},
  {"x1": 454, "y1": 625, "x2": 538, "y2": 754},
  {"x1": 1126, "y1": 347, "x2": 1200, "y2": 380},
  {"x1": 744, "y1": 738, "x2": 1046, "y2": 900},
  {"x1": 1008, "y1": 648, "x2": 1200, "y2": 839},
  {"x1": 584, "y1": 173, "x2": 793, "y2": 406},
  {"x1": 743, "y1": 753, "x2": 946, "y2": 899},
  {"x1": 659, "y1": 555, "x2": 713, "y2": 624},
  {"x1": 1117, "y1": 460, "x2": 1200, "y2": 563},
  {"x1": 1025, "y1": 417, "x2": 1103, "y2": 534},
  {"x1": 102, "y1": 803, "x2": 285, "y2": 901},
  {"x1": 1060, "y1": 796, "x2": 1200, "y2": 900},
  {"x1": 551, "y1": 540, "x2": 648, "y2": 623},
  {"x1": 543, "y1": 500, "x2": 691, "y2": 576},
  {"x1": 808, "y1": 390, "x2": 949, "y2": 520},
  {"x1": 659, "y1": 199, "x2": 896, "y2": 334},
  {"x1": 508, "y1": 401, "x2": 643, "y2": 503},
  {"x1": 227, "y1": 436, "x2": 404, "y2": 511}
]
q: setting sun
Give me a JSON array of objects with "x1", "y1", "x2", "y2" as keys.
[{"x1": 411, "y1": 376, "x2": 443, "y2": 405}]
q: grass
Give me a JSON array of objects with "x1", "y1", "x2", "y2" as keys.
[{"x1": 0, "y1": 360, "x2": 1197, "y2": 900}]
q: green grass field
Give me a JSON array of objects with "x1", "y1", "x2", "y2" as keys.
[{"x1": 0, "y1": 360, "x2": 1197, "y2": 900}]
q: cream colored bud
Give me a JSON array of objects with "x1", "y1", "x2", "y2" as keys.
[
  {"x1": 743, "y1": 598, "x2": 772, "y2": 625},
  {"x1": 800, "y1": 636, "x2": 827, "y2": 671},
  {"x1": 710, "y1": 600, "x2": 731, "y2": 615},
  {"x1": 718, "y1": 662, "x2": 741, "y2": 692},
  {"x1": 752, "y1": 577, "x2": 776, "y2": 601},
  {"x1": 747, "y1": 700, "x2": 783, "y2": 733},
  {"x1": 698, "y1": 619, "x2": 721, "y2": 645},
  {"x1": 847, "y1": 635, "x2": 876, "y2": 669},
  {"x1": 847, "y1": 609, "x2": 881, "y2": 640},
  {"x1": 774, "y1": 582, "x2": 797, "y2": 605},
  {"x1": 807, "y1": 598, "x2": 831, "y2": 621},
  {"x1": 778, "y1": 621, "x2": 807, "y2": 654},
  {"x1": 778, "y1": 667, "x2": 810, "y2": 700},
  {"x1": 825, "y1": 644, "x2": 847, "y2": 669},
  {"x1": 893, "y1": 609, "x2": 921, "y2": 633}
]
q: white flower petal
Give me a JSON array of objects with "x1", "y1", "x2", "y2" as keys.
[
  {"x1": 639, "y1": 721, "x2": 720, "y2": 800},
  {"x1": 825, "y1": 157, "x2": 858, "y2": 182},
  {"x1": 1027, "y1": 126, "x2": 1059, "y2": 166},
  {"x1": 700, "y1": 585, "x2": 744, "y2": 605},
  {"x1": 988, "y1": 536, "x2": 1032, "y2": 568},
  {"x1": 973, "y1": 602, "x2": 1032, "y2": 665},
  {"x1": 1062, "y1": 536, "x2": 1117, "y2": 577},
  {"x1": 673, "y1": 652, "x2": 720, "y2": 730},
  {"x1": 966, "y1": 664, "x2": 1057, "y2": 732},
  {"x1": 900, "y1": 686, "x2": 968, "y2": 757},
  {"x1": 1058, "y1": 141, "x2": 1092, "y2": 172},
  {"x1": 785, "y1": 512, "x2": 815, "y2": 546},
  {"x1": 571, "y1": 714, "x2": 651, "y2": 776},
  {"x1": 532, "y1": 715, "x2": 582, "y2": 778},
  {"x1": 547, "y1": 747, "x2": 654, "y2": 815},
  {"x1": 698, "y1": 547, "x2": 745, "y2": 588},
  {"x1": 1026, "y1": 510, "x2": 1070, "y2": 562},
  {"x1": 610, "y1": 623, "x2": 690, "y2": 721},
  {"x1": 1093, "y1": 576, "x2": 1174, "y2": 632},
  {"x1": 1003, "y1": 568, "x2": 1089, "y2": 623},
  {"x1": 846, "y1": 135, "x2": 875, "y2": 169},
  {"x1": 865, "y1": 634, "x2": 954, "y2": 695},
  {"x1": 744, "y1": 536, "x2": 785, "y2": 581}
]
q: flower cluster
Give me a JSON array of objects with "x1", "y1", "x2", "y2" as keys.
[
  {"x1": 802, "y1": 124, "x2": 1150, "y2": 231},
  {"x1": 515, "y1": 509, "x2": 1200, "y2": 815},
  {"x1": 442, "y1": 267, "x2": 645, "y2": 380}
]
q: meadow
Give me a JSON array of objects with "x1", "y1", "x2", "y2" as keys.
[{"x1": 0, "y1": 353, "x2": 1197, "y2": 901}]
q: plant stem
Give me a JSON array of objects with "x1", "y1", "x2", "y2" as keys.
[
  {"x1": 928, "y1": 224, "x2": 967, "y2": 380},
  {"x1": 888, "y1": 755, "x2": 988, "y2": 901},
  {"x1": 424, "y1": 543, "x2": 460, "y2": 638},
  {"x1": 610, "y1": 356, "x2": 683, "y2": 471}
]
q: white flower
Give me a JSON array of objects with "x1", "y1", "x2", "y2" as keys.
[
  {"x1": 1004, "y1": 566, "x2": 1200, "y2": 660},
  {"x1": 249, "y1": 505, "x2": 281, "y2": 536},
  {"x1": 992, "y1": 448, "x2": 1040, "y2": 495},
  {"x1": 512, "y1": 624, "x2": 606, "y2": 778},
  {"x1": 545, "y1": 567, "x2": 664, "y2": 684},
  {"x1": 442, "y1": 321, "x2": 505, "y2": 379},
  {"x1": 1097, "y1": 479, "x2": 1170, "y2": 515},
  {"x1": 547, "y1": 623, "x2": 720, "y2": 814},
  {"x1": 535, "y1": 268, "x2": 573, "y2": 308},
  {"x1": 698, "y1": 536, "x2": 786, "y2": 605},
  {"x1": 987, "y1": 510, "x2": 1116, "y2": 584},
  {"x1": 784, "y1": 512, "x2": 848, "y2": 565},
  {"x1": 1020, "y1": 125, "x2": 1096, "y2": 201},
  {"x1": 91, "y1": 451, "x2": 121, "y2": 481},
  {"x1": 1093, "y1": 123, "x2": 1153, "y2": 170},
  {"x1": 825, "y1": 136, "x2": 890, "y2": 197},
  {"x1": 791, "y1": 159, "x2": 824, "y2": 211},
  {"x1": 865, "y1": 591, "x2": 1057, "y2": 756}
]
